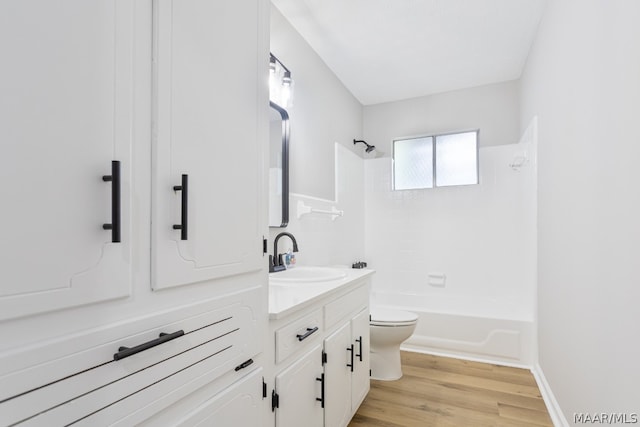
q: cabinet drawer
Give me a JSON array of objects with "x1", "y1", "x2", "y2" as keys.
[
  {"x1": 0, "y1": 288, "x2": 262, "y2": 426},
  {"x1": 275, "y1": 309, "x2": 323, "y2": 364},
  {"x1": 324, "y1": 283, "x2": 369, "y2": 331}
]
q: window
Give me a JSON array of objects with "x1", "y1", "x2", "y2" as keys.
[{"x1": 393, "y1": 130, "x2": 478, "y2": 190}]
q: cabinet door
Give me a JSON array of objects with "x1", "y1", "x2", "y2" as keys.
[
  {"x1": 351, "y1": 308, "x2": 371, "y2": 411},
  {"x1": 324, "y1": 322, "x2": 353, "y2": 427},
  {"x1": 275, "y1": 344, "x2": 323, "y2": 427},
  {"x1": 173, "y1": 369, "x2": 263, "y2": 427},
  {"x1": 0, "y1": 0, "x2": 134, "y2": 321},
  {"x1": 152, "y1": 0, "x2": 267, "y2": 290}
]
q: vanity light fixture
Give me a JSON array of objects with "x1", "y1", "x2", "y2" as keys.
[
  {"x1": 269, "y1": 53, "x2": 294, "y2": 108},
  {"x1": 282, "y1": 70, "x2": 291, "y2": 86}
]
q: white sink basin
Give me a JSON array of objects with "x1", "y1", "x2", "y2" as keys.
[{"x1": 269, "y1": 266, "x2": 347, "y2": 284}]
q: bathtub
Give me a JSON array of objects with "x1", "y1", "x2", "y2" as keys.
[{"x1": 370, "y1": 292, "x2": 535, "y2": 367}]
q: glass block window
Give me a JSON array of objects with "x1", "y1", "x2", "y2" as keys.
[{"x1": 393, "y1": 130, "x2": 478, "y2": 190}]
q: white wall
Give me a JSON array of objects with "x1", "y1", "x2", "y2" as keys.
[
  {"x1": 520, "y1": 0, "x2": 640, "y2": 423},
  {"x1": 269, "y1": 5, "x2": 365, "y2": 266},
  {"x1": 270, "y1": 5, "x2": 363, "y2": 201},
  {"x1": 363, "y1": 80, "x2": 521, "y2": 157},
  {"x1": 274, "y1": 144, "x2": 365, "y2": 267}
]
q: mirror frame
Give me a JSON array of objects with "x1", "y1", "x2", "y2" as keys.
[{"x1": 269, "y1": 101, "x2": 290, "y2": 227}]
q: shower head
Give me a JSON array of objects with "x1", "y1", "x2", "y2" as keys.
[{"x1": 353, "y1": 139, "x2": 376, "y2": 153}]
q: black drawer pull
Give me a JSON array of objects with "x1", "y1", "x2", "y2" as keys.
[
  {"x1": 316, "y1": 373, "x2": 325, "y2": 408},
  {"x1": 113, "y1": 330, "x2": 184, "y2": 361},
  {"x1": 296, "y1": 327, "x2": 318, "y2": 341},
  {"x1": 355, "y1": 336, "x2": 363, "y2": 362},
  {"x1": 235, "y1": 358, "x2": 254, "y2": 371},
  {"x1": 173, "y1": 174, "x2": 188, "y2": 240},
  {"x1": 102, "y1": 160, "x2": 121, "y2": 243}
]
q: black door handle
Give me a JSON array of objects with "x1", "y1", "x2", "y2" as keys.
[
  {"x1": 347, "y1": 344, "x2": 354, "y2": 372},
  {"x1": 316, "y1": 374, "x2": 325, "y2": 408},
  {"x1": 102, "y1": 160, "x2": 121, "y2": 243},
  {"x1": 296, "y1": 327, "x2": 318, "y2": 341},
  {"x1": 173, "y1": 174, "x2": 188, "y2": 240},
  {"x1": 355, "y1": 336, "x2": 363, "y2": 362},
  {"x1": 113, "y1": 330, "x2": 184, "y2": 361}
]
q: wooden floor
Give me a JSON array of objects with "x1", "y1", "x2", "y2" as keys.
[{"x1": 349, "y1": 352, "x2": 553, "y2": 427}]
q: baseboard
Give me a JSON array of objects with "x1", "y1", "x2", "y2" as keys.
[{"x1": 531, "y1": 363, "x2": 569, "y2": 427}]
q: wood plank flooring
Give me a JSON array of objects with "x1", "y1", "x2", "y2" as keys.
[{"x1": 349, "y1": 352, "x2": 553, "y2": 427}]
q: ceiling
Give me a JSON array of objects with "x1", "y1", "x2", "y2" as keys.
[{"x1": 271, "y1": 0, "x2": 547, "y2": 105}]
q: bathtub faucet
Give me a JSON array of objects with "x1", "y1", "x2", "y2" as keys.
[{"x1": 270, "y1": 232, "x2": 299, "y2": 273}]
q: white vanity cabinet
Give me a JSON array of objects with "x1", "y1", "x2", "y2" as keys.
[
  {"x1": 274, "y1": 344, "x2": 324, "y2": 427},
  {"x1": 324, "y1": 307, "x2": 371, "y2": 427},
  {"x1": 0, "y1": 0, "x2": 135, "y2": 321},
  {"x1": 349, "y1": 308, "x2": 371, "y2": 412},
  {"x1": 267, "y1": 272, "x2": 373, "y2": 427}
]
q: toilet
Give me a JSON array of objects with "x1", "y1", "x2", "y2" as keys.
[{"x1": 369, "y1": 307, "x2": 418, "y2": 380}]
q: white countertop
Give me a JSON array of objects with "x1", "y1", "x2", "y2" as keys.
[{"x1": 268, "y1": 267, "x2": 375, "y2": 320}]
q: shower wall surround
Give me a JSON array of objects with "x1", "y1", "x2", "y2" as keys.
[
  {"x1": 362, "y1": 80, "x2": 534, "y2": 324},
  {"x1": 364, "y1": 137, "x2": 537, "y2": 321}
]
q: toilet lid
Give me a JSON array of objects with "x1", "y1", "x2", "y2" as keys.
[{"x1": 370, "y1": 307, "x2": 418, "y2": 325}]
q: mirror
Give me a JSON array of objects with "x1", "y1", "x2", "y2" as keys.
[{"x1": 269, "y1": 101, "x2": 289, "y2": 227}]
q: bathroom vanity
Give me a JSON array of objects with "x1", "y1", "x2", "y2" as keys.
[{"x1": 264, "y1": 267, "x2": 374, "y2": 427}]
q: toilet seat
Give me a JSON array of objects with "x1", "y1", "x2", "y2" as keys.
[{"x1": 370, "y1": 307, "x2": 418, "y2": 327}]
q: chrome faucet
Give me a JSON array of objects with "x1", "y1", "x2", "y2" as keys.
[{"x1": 270, "y1": 232, "x2": 299, "y2": 273}]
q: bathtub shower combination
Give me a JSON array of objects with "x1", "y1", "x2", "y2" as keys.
[{"x1": 371, "y1": 292, "x2": 534, "y2": 366}]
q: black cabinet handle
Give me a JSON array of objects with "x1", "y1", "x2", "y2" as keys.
[
  {"x1": 355, "y1": 336, "x2": 363, "y2": 362},
  {"x1": 102, "y1": 160, "x2": 121, "y2": 243},
  {"x1": 316, "y1": 373, "x2": 325, "y2": 408},
  {"x1": 347, "y1": 344, "x2": 354, "y2": 372},
  {"x1": 234, "y1": 359, "x2": 254, "y2": 372},
  {"x1": 296, "y1": 327, "x2": 318, "y2": 341},
  {"x1": 113, "y1": 330, "x2": 184, "y2": 361},
  {"x1": 173, "y1": 174, "x2": 188, "y2": 240}
]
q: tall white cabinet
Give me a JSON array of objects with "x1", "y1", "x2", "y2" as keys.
[{"x1": 0, "y1": 0, "x2": 269, "y2": 425}]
